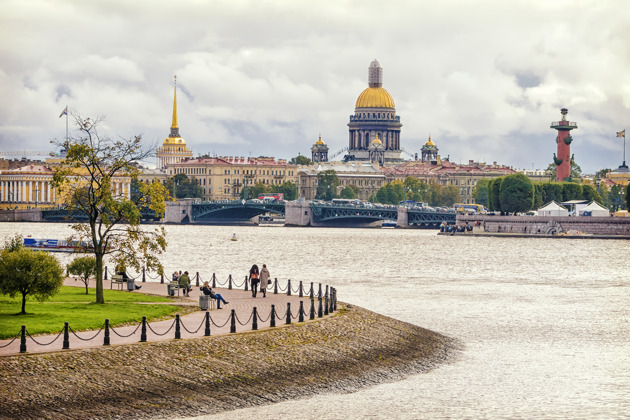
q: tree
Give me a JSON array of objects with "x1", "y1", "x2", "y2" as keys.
[
  {"x1": 581, "y1": 184, "x2": 603, "y2": 204},
  {"x1": 315, "y1": 170, "x2": 340, "y2": 201},
  {"x1": 428, "y1": 182, "x2": 443, "y2": 207},
  {"x1": 268, "y1": 181, "x2": 297, "y2": 201},
  {"x1": 532, "y1": 183, "x2": 544, "y2": 209},
  {"x1": 289, "y1": 155, "x2": 312, "y2": 166},
  {"x1": 441, "y1": 185, "x2": 460, "y2": 207},
  {"x1": 52, "y1": 114, "x2": 168, "y2": 304},
  {"x1": 403, "y1": 177, "x2": 429, "y2": 202},
  {"x1": 562, "y1": 183, "x2": 582, "y2": 201},
  {"x1": 488, "y1": 177, "x2": 504, "y2": 211},
  {"x1": 166, "y1": 173, "x2": 203, "y2": 199},
  {"x1": 0, "y1": 248, "x2": 64, "y2": 314},
  {"x1": 242, "y1": 182, "x2": 267, "y2": 199},
  {"x1": 499, "y1": 173, "x2": 534, "y2": 214},
  {"x1": 626, "y1": 183, "x2": 630, "y2": 211},
  {"x1": 540, "y1": 182, "x2": 564, "y2": 204},
  {"x1": 67, "y1": 256, "x2": 97, "y2": 294},
  {"x1": 472, "y1": 179, "x2": 490, "y2": 207},
  {"x1": 545, "y1": 158, "x2": 582, "y2": 181},
  {"x1": 340, "y1": 185, "x2": 359, "y2": 199}
]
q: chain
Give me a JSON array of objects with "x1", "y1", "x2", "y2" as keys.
[
  {"x1": 69, "y1": 324, "x2": 104, "y2": 341},
  {"x1": 110, "y1": 322, "x2": 141, "y2": 338},
  {"x1": 234, "y1": 311, "x2": 253, "y2": 326},
  {"x1": 210, "y1": 315, "x2": 231, "y2": 328},
  {"x1": 146, "y1": 319, "x2": 176, "y2": 336},
  {"x1": 179, "y1": 317, "x2": 205, "y2": 334},
  {"x1": 26, "y1": 329, "x2": 63, "y2": 346},
  {"x1": 0, "y1": 333, "x2": 20, "y2": 348}
]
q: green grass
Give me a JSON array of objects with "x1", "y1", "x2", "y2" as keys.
[{"x1": 0, "y1": 286, "x2": 185, "y2": 339}]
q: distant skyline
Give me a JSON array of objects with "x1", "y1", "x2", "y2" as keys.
[{"x1": 1, "y1": 0, "x2": 629, "y2": 173}]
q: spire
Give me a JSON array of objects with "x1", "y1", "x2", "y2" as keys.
[{"x1": 170, "y1": 75, "x2": 180, "y2": 138}]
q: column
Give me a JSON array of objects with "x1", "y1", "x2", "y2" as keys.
[{"x1": 47, "y1": 181, "x2": 51, "y2": 203}]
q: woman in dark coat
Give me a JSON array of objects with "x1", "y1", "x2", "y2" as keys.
[{"x1": 249, "y1": 264, "x2": 260, "y2": 298}]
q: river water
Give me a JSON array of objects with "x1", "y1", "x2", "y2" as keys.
[{"x1": 1, "y1": 223, "x2": 629, "y2": 419}]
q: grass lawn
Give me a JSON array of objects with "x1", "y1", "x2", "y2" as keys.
[{"x1": 0, "y1": 286, "x2": 187, "y2": 339}]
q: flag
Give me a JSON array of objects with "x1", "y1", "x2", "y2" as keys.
[
  {"x1": 617, "y1": 130, "x2": 625, "y2": 138},
  {"x1": 58, "y1": 106, "x2": 68, "y2": 118}
]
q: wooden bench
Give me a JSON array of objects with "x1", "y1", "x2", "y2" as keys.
[{"x1": 111, "y1": 274, "x2": 125, "y2": 290}]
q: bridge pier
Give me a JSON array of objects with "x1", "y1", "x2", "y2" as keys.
[
  {"x1": 396, "y1": 206, "x2": 409, "y2": 228},
  {"x1": 165, "y1": 199, "x2": 193, "y2": 224},
  {"x1": 285, "y1": 201, "x2": 312, "y2": 226}
]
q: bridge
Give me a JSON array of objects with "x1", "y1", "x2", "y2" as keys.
[
  {"x1": 189, "y1": 200, "x2": 285, "y2": 223},
  {"x1": 41, "y1": 207, "x2": 161, "y2": 223}
]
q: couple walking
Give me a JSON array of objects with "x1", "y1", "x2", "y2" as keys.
[{"x1": 249, "y1": 264, "x2": 270, "y2": 298}]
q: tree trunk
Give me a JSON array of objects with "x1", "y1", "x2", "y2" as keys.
[
  {"x1": 85, "y1": 280, "x2": 89, "y2": 295},
  {"x1": 95, "y1": 253, "x2": 104, "y2": 304},
  {"x1": 21, "y1": 292, "x2": 27, "y2": 315}
]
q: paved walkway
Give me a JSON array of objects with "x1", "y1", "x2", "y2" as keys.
[{"x1": 0, "y1": 278, "x2": 329, "y2": 356}]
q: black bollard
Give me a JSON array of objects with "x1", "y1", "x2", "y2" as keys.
[
  {"x1": 309, "y1": 299, "x2": 315, "y2": 320},
  {"x1": 141, "y1": 316, "x2": 147, "y2": 342},
  {"x1": 252, "y1": 307, "x2": 258, "y2": 331},
  {"x1": 175, "y1": 314, "x2": 181, "y2": 339},
  {"x1": 160, "y1": 273, "x2": 164, "y2": 284},
  {"x1": 230, "y1": 309, "x2": 236, "y2": 333},
  {"x1": 204, "y1": 312, "x2": 211, "y2": 336},
  {"x1": 333, "y1": 288, "x2": 337, "y2": 311},
  {"x1": 244, "y1": 275, "x2": 248, "y2": 291},
  {"x1": 287, "y1": 279, "x2": 292, "y2": 296},
  {"x1": 228, "y1": 274, "x2": 233, "y2": 290},
  {"x1": 270, "y1": 305, "x2": 276, "y2": 328},
  {"x1": 104, "y1": 319, "x2": 110, "y2": 346},
  {"x1": 329, "y1": 288, "x2": 335, "y2": 313},
  {"x1": 318, "y1": 283, "x2": 322, "y2": 299},
  {"x1": 195, "y1": 272, "x2": 200, "y2": 287},
  {"x1": 318, "y1": 297, "x2": 323, "y2": 318},
  {"x1": 324, "y1": 293, "x2": 329, "y2": 316},
  {"x1": 310, "y1": 282, "x2": 314, "y2": 299},
  {"x1": 20, "y1": 325, "x2": 26, "y2": 353},
  {"x1": 212, "y1": 273, "x2": 217, "y2": 288},
  {"x1": 299, "y1": 280, "x2": 303, "y2": 298},
  {"x1": 63, "y1": 322, "x2": 69, "y2": 349},
  {"x1": 274, "y1": 278, "x2": 278, "y2": 295},
  {"x1": 142, "y1": 268, "x2": 146, "y2": 283},
  {"x1": 104, "y1": 267, "x2": 108, "y2": 281},
  {"x1": 299, "y1": 301, "x2": 304, "y2": 323},
  {"x1": 325, "y1": 284, "x2": 329, "y2": 301},
  {"x1": 286, "y1": 302, "x2": 291, "y2": 325}
]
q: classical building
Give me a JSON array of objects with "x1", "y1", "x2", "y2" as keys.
[
  {"x1": 156, "y1": 76, "x2": 193, "y2": 169},
  {"x1": 311, "y1": 135, "x2": 329, "y2": 163},
  {"x1": 298, "y1": 161, "x2": 386, "y2": 201},
  {"x1": 347, "y1": 60, "x2": 402, "y2": 162},
  {"x1": 167, "y1": 156, "x2": 298, "y2": 201},
  {"x1": 420, "y1": 136, "x2": 438, "y2": 162}
]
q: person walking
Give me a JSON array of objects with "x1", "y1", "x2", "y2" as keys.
[
  {"x1": 259, "y1": 264, "x2": 270, "y2": 297},
  {"x1": 178, "y1": 271, "x2": 191, "y2": 296},
  {"x1": 249, "y1": 264, "x2": 260, "y2": 298}
]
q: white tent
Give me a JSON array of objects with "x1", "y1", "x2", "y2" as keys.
[
  {"x1": 538, "y1": 201, "x2": 569, "y2": 217},
  {"x1": 581, "y1": 201, "x2": 609, "y2": 217}
]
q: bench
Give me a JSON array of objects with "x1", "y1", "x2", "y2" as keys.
[
  {"x1": 167, "y1": 281, "x2": 181, "y2": 297},
  {"x1": 199, "y1": 294, "x2": 216, "y2": 310},
  {"x1": 111, "y1": 274, "x2": 125, "y2": 290}
]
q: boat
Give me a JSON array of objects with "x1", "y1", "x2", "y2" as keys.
[
  {"x1": 382, "y1": 220, "x2": 397, "y2": 228},
  {"x1": 23, "y1": 237, "x2": 88, "y2": 253},
  {"x1": 257, "y1": 215, "x2": 285, "y2": 226},
  {"x1": 231, "y1": 234, "x2": 238, "y2": 241}
]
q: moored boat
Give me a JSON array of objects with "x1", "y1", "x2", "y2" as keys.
[{"x1": 23, "y1": 237, "x2": 87, "y2": 253}]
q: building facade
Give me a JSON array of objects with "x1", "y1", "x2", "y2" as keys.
[
  {"x1": 298, "y1": 161, "x2": 386, "y2": 201},
  {"x1": 347, "y1": 60, "x2": 403, "y2": 162},
  {"x1": 156, "y1": 76, "x2": 193, "y2": 169},
  {"x1": 167, "y1": 156, "x2": 298, "y2": 201}
]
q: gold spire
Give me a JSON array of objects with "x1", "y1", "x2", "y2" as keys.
[
  {"x1": 172, "y1": 75, "x2": 178, "y2": 129},
  {"x1": 426, "y1": 134, "x2": 434, "y2": 146},
  {"x1": 316, "y1": 133, "x2": 324, "y2": 145}
]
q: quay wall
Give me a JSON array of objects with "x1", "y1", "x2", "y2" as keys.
[
  {"x1": 458, "y1": 215, "x2": 630, "y2": 236},
  {"x1": 0, "y1": 209, "x2": 43, "y2": 222}
]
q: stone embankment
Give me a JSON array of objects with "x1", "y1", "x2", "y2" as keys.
[{"x1": 0, "y1": 305, "x2": 460, "y2": 420}]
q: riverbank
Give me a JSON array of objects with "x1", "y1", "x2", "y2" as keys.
[
  {"x1": 0, "y1": 304, "x2": 460, "y2": 419},
  {"x1": 437, "y1": 231, "x2": 630, "y2": 239}
]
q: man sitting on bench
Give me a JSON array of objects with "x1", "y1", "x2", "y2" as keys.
[
  {"x1": 201, "y1": 281, "x2": 228, "y2": 309},
  {"x1": 116, "y1": 263, "x2": 142, "y2": 290}
]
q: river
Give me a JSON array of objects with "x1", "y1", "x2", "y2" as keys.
[{"x1": 1, "y1": 223, "x2": 629, "y2": 419}]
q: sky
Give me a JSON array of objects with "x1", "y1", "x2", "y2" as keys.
[{"x1": 1, "y1": 0, "x2": 629, "y2": 173}]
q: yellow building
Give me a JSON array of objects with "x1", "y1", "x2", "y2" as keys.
[
  {"x1": 167, "y1": 156, "x2": 298, "y2": 201},
  {"x1": 0, "y1": 165, "x2": 58, "y2": 209},
  {"x1": 156, "y1": 76, "x2": 193, "y2": 169}
]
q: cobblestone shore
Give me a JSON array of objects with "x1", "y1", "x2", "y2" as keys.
[{"x1": 0, "y1": 304, "x2": 461, "y2": 419}]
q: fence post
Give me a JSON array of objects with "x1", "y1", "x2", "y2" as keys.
[
  {"x1": 175, "y1": 314, "x2": 181, "y2": 339},
  {"x1": 230, "y1": 309, "x2": 236, "y2": 333},
  {"x1": 270, "y1": 305, "x2": 276, "y2": 328},
  {"x1": 310, "y1": 282, "x2": 314, "y2": 299},
  {"x1": 63, "y1": 322, "x2": 70, "y2": 349},
  {"x1": 212, "y1": 273, "x2": 217, "y2": 288},
  {"x1": 333, "y1": 288, "x2": 337, "y2": 311},
  {"x1": 142, "y1": 268, "x2": 146, "y2": 283},
  {"x1": 286, "y1": 302, "x2": 292, "y2": 325},
  {"x1": 204, "y1": 312, "x2": 211, "y2": 336},
  {"x1": 310, "y1": 299, "x2": 315, "y2": 320},
  {"x1": 141, "y1": 316, "x2": 147, "y2": 342},
  {"x1": 228, "y1": 274, "x2": 233, "y2": 290},
  {"x1": 104, "y1": 266, "x2": 108, "y2": 281},
  {"x1": 325, "y1": 284, "x2": 329, "y2": 301},
  {"x1": 104, "y1": 319, "x2": 110, "y2": 346},
  {"x1": 195, "y1": 272, "x2": 200, "y2": 287},
  {"x1": 160, "y1": 273, "x2": 164, "y2": 284},
  {"x1": 244, "y1": 276, "x2": 249, "y2": 292},
  {"x1": 252, "y1": 307, "x2": 258, "y2": 331},
  {"x1": 287, "y1": 279, "x2": 292, "y2": 296},
  {"x1": 318, "y1": 297, "x2": 323, "y2": 318},
  {"x1": 324, "y1": 293, "x2": 329, "y2": 316},
  {"x1": 274, "y1": 278, "x2": 278, "y2": 295},
  {"x1": 20, "y1": 325, "x2": 26, "y2": 353},
  {"x1": 329, "y1": 288, "x2": 335, "y2": 313},
  {"x1": 318, "y1": 283, "x2": 322, "y2": 299},
  {"x1": 299, "y1": 281, "x2": 303, "y2": 298},
  {"x1": 299, "y1": 301, "x2": 304, "y2": 323}
]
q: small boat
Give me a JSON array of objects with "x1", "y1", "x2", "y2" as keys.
[
  {"x1": 231, "y1": 234, "x2": 238, "y2": 241},
  {"x1": 382, "y1": 220, "x2": 397, "y2": 228}
]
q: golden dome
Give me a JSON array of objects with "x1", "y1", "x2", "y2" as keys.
[
  {"x1": 425, "y1": 136, "x2": 434, "y2": 146},
  {"x1": 355, "y1": 87, "x2": 395, "y2": 109},
  {"x1": 163, "y1": 136, "x2": 186, "y2": 146},
  {"x1": 372, "y1": 134, "x2": 383, "y2": 145},
  {"x1": 315, "y1": 135, "x2": 325, "y2": 145}
]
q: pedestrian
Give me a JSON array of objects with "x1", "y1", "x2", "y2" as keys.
[
  {"x1": 249, "y1": 264, "x2": 260, "y2": 297},
  {"x1": 172, "y1": 271, "x2": 179, "y2": 282},
  {"x1": 201, "y1": 281, "x2": 228, "y2": 309},
  {"x1": 178, "y1": 271, "x2": 191, "y2": 296},
  {"x1": 260, "y1": 264, "x2": 270, "y2": 297}
]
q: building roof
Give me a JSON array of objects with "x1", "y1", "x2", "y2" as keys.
[
  {"x1": 355, "y1": 87, "x2": 396, "y2": 109},
  {"x1": 381, "y1": 160, "x2": 516, "y2": 177},
  {"x1": 4, "y1": 165, "x2": 53, "y2": 174},
  {"x1": 170, "y1": 156, "x2": 291, "y2": 167}
]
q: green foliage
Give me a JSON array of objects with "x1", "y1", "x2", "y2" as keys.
[
  {"x1": 0, "y1": 286, "x2": 181, "y2": 339},
  {"x1": 441, "y1": 185, "x2": 460, "y2": 207},
  {"x1": 67, "y1": 256, "x2": 97, "y2": 294},
  {"x1": 562, "y1": 183, "x2": 583, "y2": 201},
  {"x1": 545, "y1": 159, "x2": 582, "y2": 181},
  {"x1": 315, "y1": 170, "x2": 340, "y2": 201},
  {"x1": 269, "y1": 181, "x2": 297, "y2": 201},
  {"x1": 488, "y1": 177, "x2": 504, "y2": 211},
  {"x1": 581, "y1": 184, "x2": 603, "y2": 204},
  {"x1": 51, "y1": 114, "x2": 168, "y2": 304},
  {"x1": 2, "y1": 234, "x2": 23, "y2": 253},
  {"x1": 289, "y1": 155, "x2": 312, "y2": 165},
  {"x1": 626, "y1": 183, "x2": 630, "y2": 211},
  {"x1": 499, "y1": 173, "x2": 534, "y2": 214},
  {"x1": 608, "y1": 184, "x2": 626, "y2": 211},
  {"x1": 472, "y1": 179, "x2": 490, "y2": 207},
  {"x1": 166, "y1": 173, "x2": 203, "y2": 199},
  {"x1": 340, "y1": 185, "x2": 359, "y2": 199},
  {"x1": 0, "y1": 248, "x2": 64, "y2": 314},
  {"x1": 533, "y1": 183, "x2": 544, "y2": 209}
]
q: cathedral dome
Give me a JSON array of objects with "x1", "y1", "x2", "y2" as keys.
[
  {"x1": 163, "y1": 136, "x2": 186, "y2": 146},
  {"x1": 355, "y1": 87, "x2": 395, "y2": 109}
]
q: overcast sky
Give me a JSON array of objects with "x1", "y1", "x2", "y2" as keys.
[{"x1": 1, "y1": 0, "x2": 629, "y2": 173}]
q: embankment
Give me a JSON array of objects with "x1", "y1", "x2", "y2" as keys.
[{"x1": 0, "y1": 304, "x2": 461, "y2": 419}]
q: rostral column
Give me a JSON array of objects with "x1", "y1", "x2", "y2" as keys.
[{"x1": 550, "y1": 108, "x2": 578, "y2": 181}]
